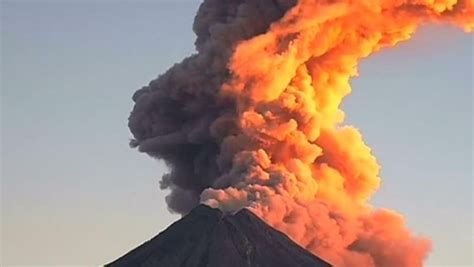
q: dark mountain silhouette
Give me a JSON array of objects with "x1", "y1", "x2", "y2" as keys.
[{"x1": 106, "y1": 204, "x2": 332, "y2": 267}]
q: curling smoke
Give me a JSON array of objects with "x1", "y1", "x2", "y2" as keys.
[{"x1": 128, "y1": 0, "x2": 473, "y2": 266}]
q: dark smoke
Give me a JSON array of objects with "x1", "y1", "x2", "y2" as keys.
[{"x1": 128, "y1": 0, "x2": 296, "y2": 214}]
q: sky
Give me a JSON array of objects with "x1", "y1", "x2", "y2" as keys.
[{"x1": 1, "y1": 1, "x2": 472, "y2": 266}]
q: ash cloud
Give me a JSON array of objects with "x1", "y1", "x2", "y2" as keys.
[
  {"x1": 128, "y1": 0, "x2": 472, "y2": 266},
  {"x1": 128, "y1": 0, "x2": 296, "y2": 213}
]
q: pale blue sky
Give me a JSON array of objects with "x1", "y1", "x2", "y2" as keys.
[{"x1": 1, "y1": 1, "x2": 472, "y2": 266}]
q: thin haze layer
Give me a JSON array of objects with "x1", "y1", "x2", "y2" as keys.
[{"x1": 128, "y1": 0, "x2": 473, "y2": 266}]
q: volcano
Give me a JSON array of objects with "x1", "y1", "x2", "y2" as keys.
[{"x1": 106, "y1": 204, "x2": 331, "y2": 267}]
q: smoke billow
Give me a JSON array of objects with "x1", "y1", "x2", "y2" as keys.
[{"x1": 128, "y1": 0, "x2": 472, "y2": 266}]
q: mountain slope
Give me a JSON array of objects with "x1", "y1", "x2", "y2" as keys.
[{"x1": 106, "y1": 204, "x2": 332, "y2": 267}]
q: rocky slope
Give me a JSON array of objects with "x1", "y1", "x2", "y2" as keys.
[{"x1": 106, "y1": 204, "x2": 331, "y2": 267}]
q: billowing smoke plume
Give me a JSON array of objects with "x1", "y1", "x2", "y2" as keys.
[{"x1": 128, "y1": 0, "x2": 472, "y2": 266}]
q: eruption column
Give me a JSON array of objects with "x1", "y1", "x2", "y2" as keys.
[{"x1": 128, "y1": 0, "x2": 473, "y2": 266}]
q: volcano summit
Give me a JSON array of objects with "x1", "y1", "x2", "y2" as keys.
[{"x1": 106, "y1": 205, "x2": 331, "y2": 267}]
